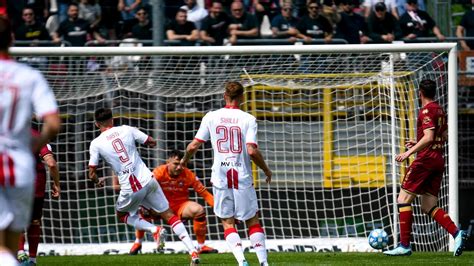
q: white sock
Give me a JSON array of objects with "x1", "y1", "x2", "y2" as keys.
[
  {"x1": 135, "y1": 238, "x2": 143, "y2": 244},
  {"x1": 0, "y1": 250, "x2": 19, "y2": 266},
  {"x1": 29, "y1": 257, "x2": 37, "y2": 263},
  {"x1": 126, "y1": 214, "x2": 157, "y2": 233},
  {"x1": 170, "y1": 220, "x2": 196, "y2": 253},
  {"x1": 249, "y1": 224, "x2": 268, "y2": 265},
  {"x1": 224, "y1": 228, "x2": 246, "y2": 264}
]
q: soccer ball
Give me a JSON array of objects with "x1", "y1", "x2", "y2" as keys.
[{"x1": 368, "y1": 229, "x2": 389, "y2": 250}]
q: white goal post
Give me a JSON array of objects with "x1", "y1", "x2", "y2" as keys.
[{"x1": 11, "y1": 43, "x2": 458, "y2": 254}]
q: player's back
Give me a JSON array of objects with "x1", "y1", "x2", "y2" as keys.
[
  {"x1": 197, "y1": 107, "x2": 257, "y2": 189},
  {"x1": 0, "y1": 58, "x2": 58, "y2": 186},
  {"x1": 417, "y1": 101, "x2": 446, "y2": 161},
  {"x1": 89, "y1": 125, "x2": 152, "y2": 191}
]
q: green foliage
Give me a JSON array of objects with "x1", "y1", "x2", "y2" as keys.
[{"x1": 38, "y1": 251, "x2": 474, "y2": 265}]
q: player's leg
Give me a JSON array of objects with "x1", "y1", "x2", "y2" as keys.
[
  {"x1": 383, "y1": 189, "x2": 415, "y2": 256},
  {"x1": 213, "y1": 186, "x2": 247, "y2": 266},
  {"x1": 180, "y1": 201, "x2": 217, "y2": 254},
  {"x1": 421, "y1": 193, "x2": 467, "y2": 256},
  {"x1": 129, "y1": 207, "x2": 155, "y2": 255},
  {"x1": 235, "y1": 186, "x2": 268, "y2": 266},
  {"x1": 17, "y1": 232, "x2": 28, "y2": 263},
  {"x1": 1, "y1": 184, "x2": 34, "y2": 264},
  {"x1": 25, "y1": 197, "x2": 45, "y2": 265},
  {"x1": 141, "y1": 179, "x2": 197, "y2": 262}
]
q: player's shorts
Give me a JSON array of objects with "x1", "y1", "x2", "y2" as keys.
[
  {"x1": 31, "y1": 197, "x2": 45, "y2": 221},
  {"x1": 116, "y1": 178, "x2": 169, "y2": 214},
  {"x1": 401, "y1": 158, "x2": 445, "y2": 196},
  {"x1": 0, "y1": 185, "x2": 34, "y2": 231},
  {"x1": 213, "y1": 186, "x2": 258, "y2": 221}
]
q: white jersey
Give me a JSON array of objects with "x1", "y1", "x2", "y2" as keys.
[
  {"x1": 195, "y1": 106, "x2": 258, "y2": 189},
  {"x1": 0, "y1": 57, "x2": 58, "y2": 187},
  {"x1": 88, "y1": 125, "x2": 153, "y2": 193}
]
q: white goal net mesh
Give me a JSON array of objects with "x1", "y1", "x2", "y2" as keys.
[{"x1": 14, "y1": 45, "x2": 452, "y2": 252}]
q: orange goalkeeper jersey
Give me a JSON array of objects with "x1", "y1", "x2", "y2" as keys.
[{"x1": 153, "y1": 165, "x2": 214, "y2": 209}]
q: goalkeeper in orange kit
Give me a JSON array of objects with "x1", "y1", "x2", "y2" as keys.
[{"x1": 129, "y1": 150, "x2": 217, "y2": 255}]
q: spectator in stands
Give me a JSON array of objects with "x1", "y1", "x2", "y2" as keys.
[
  {"x1": 99, "y1": 0, "x2": 120, "y2": 40},
  {"x1": 363, "y1": 0, "x2": 398, "y2": 19},
  {"x1": 180, "y1": 0, "x2": 208, "y2": 30},
  {"x1": 296, "y1": 0, "x2": 333, "y2": 43},
  {"x1": 58, "y1": 0, "x2": 73, "y2": 23},
  {"x1": 336, "y1": 0, "x2": 368, "y2": 44},
  {"x1": 457, "y1": 0, "x2": 474, "y2": 51},
  {"x1": 118, "y1": 0, "x2": 142, "y2": 38},
  {"x1": 366, "y1": 2, "x2": 398, "y2": 43},
  {"x1": 166, "y1": 8, "x2": 199, "y2": 46},
  {"x1": 293, "y1": 0, "x2": 307, "y2": 17},
  {"x1": 14, "y1": 7, "x2": 50, "y2": 45},
  {"x1": 227, "y1": 1, "x2": 258, "y2": 45},
  {"x1": 397, "y1": 0, "x2": 444, "y2": 41},
  {"x1": 270, "y1": 2, "x2": 298, "y2": 42},
  {"x1": 396, "y1": 0, "x2": 425, "y2": 17},
  {"x1": 22, "y1": 0, "x2": 49, "y2": 24},
  {"x1": 131, "y1": 6, "x2": 152, "y2": 40},
  {"x1": 253, "y1": 0, "x2": 280, "y2": 30},
  {"x1": 79, "y1": 0, "x2": 102, "y2": 32},
  {"x1": 320, "y1": 0, "x2": 340, "y2": 32},
  {"x1": 52, "y1": 3, "x2": 105, "y2": 46},
  {"x1": 200, "y1": 1, "x2": 230, "y2": 46}
]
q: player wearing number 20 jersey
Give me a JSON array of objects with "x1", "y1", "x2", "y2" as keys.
[
  {"x1": 182, "y1": 82, "x2": 272, "y2": 266},
  {"x1": 194, "y1": 107, "x2": 257, "y2": 190}
]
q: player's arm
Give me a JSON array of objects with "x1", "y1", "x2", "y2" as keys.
[
  {"x1": 43, "y1": 153, "x2": 60, "y2": 198},
  {"x1": 181, "y1": 139, "x2": 203, "y2": 166},
  {"x1": 191, "y1": 173, "x2": 214, "y2": 207},
  {"x1": 247, "y1": 143, "x2": 272, "y2": 184},
  {"x1": 144, "y1": 136, "x2": 156, "y2": 148},
  {"x1": 395, "y1": 128, "x2": 435, "y2": 162},
  {"x1": 88, "y1": 166, "x2": 105, "y2": 188}
]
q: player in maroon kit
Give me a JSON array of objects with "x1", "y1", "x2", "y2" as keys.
[
  {"x1": 17, "y1": 129, "x2": 60, "y2": 265},
  {"x1": 384, "y1": 79, "x2": 467, "y2": 256}
]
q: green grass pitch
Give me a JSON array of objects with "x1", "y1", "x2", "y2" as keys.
[{"x1": 38, "y1": 251, "x2": 474, "y2": 265}]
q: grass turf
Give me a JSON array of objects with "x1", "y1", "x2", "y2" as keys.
[{"x1": 37, "y1": 251, "x2": 474, "y2": 265}]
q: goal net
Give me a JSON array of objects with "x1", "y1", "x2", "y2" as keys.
[{"x1": 11, "y1": 44, "x2": 457, "y2": 254}]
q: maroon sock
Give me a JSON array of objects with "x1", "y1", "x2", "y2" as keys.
[
  {"x1": 18, "y1": 232, "x2": 26, "y2": 251},
  {"x1": 430, "y1": 207, "x2": 459, "y2": 236},
  {"x1": 27, "y1": 223, "x2": 41, "y2": 258},
  {"x1": 399, "y1": 204, "x2": 413, "y2": 247}
]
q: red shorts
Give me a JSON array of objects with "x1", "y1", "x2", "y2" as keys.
[
  {"x1": 31, "y1": 197, "x2": 45, "y2": 221},
  {"x1": 401, "y1": 158, "x2": 445, "y2": 196}
]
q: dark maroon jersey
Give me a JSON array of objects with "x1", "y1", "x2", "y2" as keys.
[
  {"x1": 32, "y1": 129, "x2": 53, "y2": 198},
  {"x1": 415, "y1": 101, "x2": 447, "y2": 162}
]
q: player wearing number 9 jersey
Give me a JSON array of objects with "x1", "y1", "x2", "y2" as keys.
[
  {"x1": 0, "y1": 17, "x2": 61, "y2": 265},
  {"x1": 88, "y1": 108, "x2": 200, "y2": 264},
  {"x1": 182, "y1": 81, "x2": 272, "y2": 266}
]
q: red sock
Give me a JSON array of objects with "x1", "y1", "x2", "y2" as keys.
[
  {"x1": 27, "y1": 223, "x2": 41, "y2": 258},
  {"x1": 18, "y1": 232, "x2": 26, "y2": 251},
  {"x1": 431, "y1": 207, "x2": 459, "y2": 236},
  {"x1": 399, "y1": 204, "x2": 413, "y2": 247}
]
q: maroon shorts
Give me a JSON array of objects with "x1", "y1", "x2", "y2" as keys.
[
  {"x1": 401, "y1": 158, "x2": 445, "y2": 196},
  {"x1": 31, "y1": 197, "x2": 45, "y2": 221}
]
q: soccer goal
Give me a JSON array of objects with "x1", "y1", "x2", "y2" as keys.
[{"x1": 10, "y1": 43, "x2": 458, "y2": 254}]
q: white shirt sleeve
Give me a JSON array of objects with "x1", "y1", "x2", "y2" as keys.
[
  {"x1": 194, "y1": 113, "x2": 210, "y2": 142},
  {"x1": 129, "y1": 126, "x2": 149, "y2": 144},
  {"x1": 88, "y1": 141, "x2": 100, "y2": 167},
  {"x1": 245, "y1": 117, "x2": 258, "y2": 145},
  {"x1": 31, "y1": 70, "x2": 58, "y2": 118}
]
